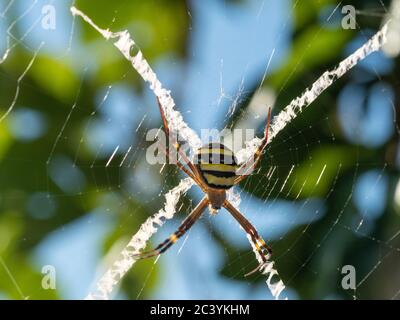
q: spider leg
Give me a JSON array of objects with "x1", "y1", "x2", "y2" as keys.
[
  {"x1": 156, "y1": 98, "x2": 206, "y2": 189},
  {"x1": 223, "y1": 200, "x2": 272, "y2": 277},
  {"x1": 135, "y1": 197, "x2": 209, "y2": 259},
  {"x1": 156, "y1": 137, "x2": 204, "y2": 186},
  {"x1": 235, "y1": 107, "x2": 272, "y2": 184}
]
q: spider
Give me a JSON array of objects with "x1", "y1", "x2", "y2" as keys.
[{"x1": 136, "y1": 98, "x2": 272, "y2": 276}]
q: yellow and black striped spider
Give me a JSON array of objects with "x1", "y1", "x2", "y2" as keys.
[{"x1": 136, "y1": 99, "x2": 272, "y2": 276}]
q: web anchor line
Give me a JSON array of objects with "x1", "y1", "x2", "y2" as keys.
[
  {"x1": 236, "y1": 20, "x2": 390, "y2": 162},
  {"x1": 86, "y1": 178, "x2": 194, "y2": 300}
]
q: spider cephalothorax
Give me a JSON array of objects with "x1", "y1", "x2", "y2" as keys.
[{"x1": 136, "y1": 99, "x2": 272, "y2": 276}]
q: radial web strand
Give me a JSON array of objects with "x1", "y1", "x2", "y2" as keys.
[
  {"x1": 236, "y1": 20, "x2": 390, "y2": 163},
  {"x1": 71, "y1": 6, "x2": 202, "y2": 152},
  {"x1": 86, "y1": 178, "x2": 194, "y2": 300}
]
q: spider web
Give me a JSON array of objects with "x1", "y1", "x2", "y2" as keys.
[{"x1": 0, "y1": 0, "x2": 399, "y2": 300}]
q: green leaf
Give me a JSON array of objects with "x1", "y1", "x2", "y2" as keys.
[
  {"x1": 269, "y1": 26, "x2": 352, "y2": 89},
  {"x1": 30, "y1": 55, "x2": 79, "y2": 103},
  {"x1": 288, "y1": 145, "x2": 357, "y2": 198}
]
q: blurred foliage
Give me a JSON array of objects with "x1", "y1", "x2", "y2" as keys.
[
  {"x1": 0, "y1": 0, "x2": 189, "y2": 300},
  {"x1": 231, "y1": 0, "x2": 399, "y2": 299},
  {"x1": 0, "y1": 0, "x2": 399, "y2": 300}
]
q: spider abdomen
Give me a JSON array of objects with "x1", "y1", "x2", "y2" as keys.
[{"x1": 195, "y1": 143, "x2": 237, "y2": 189}]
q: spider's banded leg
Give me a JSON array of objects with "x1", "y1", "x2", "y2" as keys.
[
  {"x1": 157, "y1": 137, "x2": 204, "y2": 186},
  {"x1": 135, "y1": 197, "x2": 209, "y2": 259},
  {"x1": 235, "y1": 108, "x2": 272, "y2": 184},
  {"x1": 224, "y1": 200, "x2": 272, "y2": 255},
  {"x1": 223, "y1": 200, "x2": 272, "y2": 276},
  {"x1": 156, "y1": 98, "x2": 205, "y2": 187}
]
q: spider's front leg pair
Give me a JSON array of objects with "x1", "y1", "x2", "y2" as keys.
[
  {"x1": 154, "y1": 98, "x2": 272, "y2": 188},
  {"x1": 234, "y1": 107, "x2": 272, "y2": 184},
  {"x1": 154, "y1": 98, "x2": 207, "y2": 190}
]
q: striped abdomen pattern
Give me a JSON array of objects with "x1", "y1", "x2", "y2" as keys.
[{"x1": 195, "y1": 143, "x2": 238, "y2": 189}]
